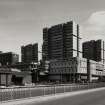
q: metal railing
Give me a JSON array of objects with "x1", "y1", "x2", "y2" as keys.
[{"x1": 0, "y1": 83, "x2": 105, "y2": 102}]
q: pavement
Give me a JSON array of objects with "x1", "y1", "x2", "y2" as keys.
[{"x1": 0, "y1": 87, "x2": 105, "y2": 105}]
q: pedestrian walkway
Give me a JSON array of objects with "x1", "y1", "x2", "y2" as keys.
[{"x1": 1, "y1": 87, "x2": 105, "y2": 105}]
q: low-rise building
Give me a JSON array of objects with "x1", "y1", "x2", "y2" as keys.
[
  {"x1": 0, "y1": 62, "x2": 38, "y2": 86},
  {"x1": 7, "y1": 62, "x2": 38, "y2": 71},
  {"x1": 38, "y1": 60, "x2": 49, "y2": 82},
  {"x1": 0, "y1": 68, "x2": 12, "y2": 86},
  {"x1": 49, "y1": 57, "x2": 87, "y2": 82},
  {"x1": 0, "y1": 67, "x2": 32, "y2": 86},
  {"x1": 49, "y1": 57, "x2": 105, "y2": 83},
  {"x1": 11, "y1": 69, "x2": 32, "y2": 85},
  {"x1": 87, "y1": 60, "x2": 105, "y2": 82}
]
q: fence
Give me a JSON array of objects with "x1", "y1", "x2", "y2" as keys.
[{"x1": 0, "y1": 83, "x2": 105, "y2": 102}]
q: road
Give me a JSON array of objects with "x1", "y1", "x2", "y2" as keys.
[
  {"x1": 28, "y1": 89, "x2": 105, "y2": 105},
  {"x1": 0, "y1": 84, "x2": 88, "y2": 101}
]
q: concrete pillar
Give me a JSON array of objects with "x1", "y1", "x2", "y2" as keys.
[
  {"x1": 77, "y1": 24, "x2": 79, "y2": 57},
  {"x1": 6, "y1": 74, "x2": 8, "y2": 87},
  {"x1": 0, "y1": 74, "x2": 1, "y2": 85},
  {"x1": 87, "y1": 60, "x2": 92, "y2": 82}
]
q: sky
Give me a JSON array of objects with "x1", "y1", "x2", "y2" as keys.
[{"x1": 0, "y1": 0, "x2": 105, "y2": 60}]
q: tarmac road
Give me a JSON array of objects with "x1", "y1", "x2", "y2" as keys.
[
  {"x1": 28, "y1": 88, "x2": 105, "y2": 105},
  {"x1": 0, "y1": 84, "x2": 84, "y2": 101}
]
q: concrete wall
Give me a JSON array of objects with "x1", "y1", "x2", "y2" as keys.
[
  {"x1": 22, "y1": 75, "x2": 32, "y2": 85},
  {"x1": 0, "y1": 74, "x2": 12, "y2": 86}
]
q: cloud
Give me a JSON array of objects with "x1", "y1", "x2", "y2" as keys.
[{"x1": 81, "y1": 11, "x2": 105, "y2": 41}]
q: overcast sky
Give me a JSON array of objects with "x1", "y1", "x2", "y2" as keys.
[{"x1": 0, "y1": 0, "x2": 105, "y2": 60}]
